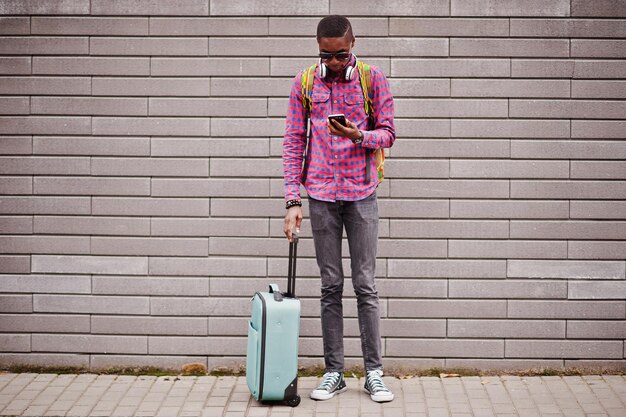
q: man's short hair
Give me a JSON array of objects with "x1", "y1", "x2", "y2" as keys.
[{"x1": 316, "y1": 15, "x2": 353, "y2": 41}]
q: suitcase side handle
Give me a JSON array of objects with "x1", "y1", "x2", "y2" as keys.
[
  {"x1": 286, "y1": 235, "x2": 298, "y2": 298},
  {"x1": 269, "y1": 283, "x2": 283, "y2": 302}
]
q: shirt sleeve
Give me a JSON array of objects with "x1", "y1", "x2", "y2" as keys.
[
  {"x1": 282, "y1": 72, "x2": 307, "y2": 202},
  {"x1": 360, "y1": 65, "x2": 396, "y2": 150}
]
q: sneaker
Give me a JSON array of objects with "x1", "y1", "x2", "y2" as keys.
[
  {"x1": 364, "y1": 369, "x2": 394, "y2": 402},
  {"x1": 310, "y1": 371, "x2": 347, "y2": 400}
]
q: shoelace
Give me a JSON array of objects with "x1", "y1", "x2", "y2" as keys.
[
  {"x1": 367, "y1": 371, "x2": 389, "y2": 393},
  {"x1": 318, "y1": 372, "x2": 340, "y2": 391}
]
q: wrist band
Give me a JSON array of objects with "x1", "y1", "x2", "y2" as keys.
[{"x1": 285, "y1": 199, "x2": 302, "y2": 209}]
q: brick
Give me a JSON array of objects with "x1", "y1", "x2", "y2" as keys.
[
  {"x1": 0, "y1": 117, "x2": 91, "y2": 135},
  {"x1": 32, "y1": 255, "x2": 149, "y2": 275},
  {"x1": 149, "y1": 257, "x2": 266, "y2": 277},
  {"x1": 0, "y1": 196, "x2": 90, "y2": 215},
  {"x1": 390, "y1": 180, "x2": 509, "y2": 198},
  {"x1": 32, "y1": 335, "x2": 147, "y2": 354},
  {"x1": 32, "y1": 97, "x2": 147, "y2": 116},
  {"x1": 151, "y1": 218, "x2": 267, "y2": 237},
  {"x1": 451, "y1": 119, "x2": 570, "y2": 138},
  {"x1": 210, "y1": 198, "x2": 282, "y2": 218},
  {"x1": 511, "y1": 99, "x2": 626, "y2": 119},
  {"x1": 93, "y1": 197, "x2": 209, "y2": 217},
  {"x1": 0, "y1": 97, "x2": 28, "y2": 114},
  {"x1": 451, "y1": 159, "x2": 569, "y2": 179},
  {"x1": 149, "y1": 98, "x2": 266, "y2": 117},
  {"x1": 91, "y1": 237, "x2": 208, "y2": 256},
  {"x1": 359, "y1": 38, "x2": 449, "y2": 57},
  {"x1": 33, "y1": 57, "x2": 149, "y2": 76},
  {"x1": 451, "y1": 0, "x2": 569, "y2": 16},
  {"x1": 384, "y1": 159, "x2": 449, "y2": 179},
  {"x1": 0, "y1": 236, "x2": 89, "y2": 254},
  {"x1": 211, "y1": 118, "x2": 283, "y2": 137},
  {"x1": 391, "y1": 139, "x2": 510, "y2": 159},
  {"x1": 151, "y1": 17, "x2": 266, "y2": 35},
  {"x1": 90, "y1": 37, "x2": 208, "y2": 56},
  {"x1": 152, "y1": 138, "x2": 268, "y2": 157},
  {"x1": 0, "y1": 176, "x2": 32, "y2": 194},
  {"x1": 508, "y1": 300, "x2": 625, "y2": 319},
  {"x1": 91, "y1": 0, "x2": 208, "y2": 15},
  {"x1": 511, "y1": 180, "x2": 626, "y2": 199},
  {"x1": 33, "y1": 136, "x2": 150, "y2": 156},
  {"x1": 571, "y1": 161, "x2": 626, "y2": 179},
  {"x1": 0, "y1": 36, "x2": 88, "y2": 54},
  {"x1": 571, "y1": 201, "x2": 626, "y2": 220},
  {"x1": 148, "y1": 336, "x2": 246, "y2": 356},
  {"x1": 151, "y1": 178, "x2": 269, "y2": 198},
  {"x1": 571, "y1": 60, "x2": 626, "y2": 79},
  {"x1": 92, "y1": 77, "x2": 210, "y2": 96},
  {"x1": 0, "y1": 334, "x2": 30, "y2": 352},
  {"x1": 0, "y1": 57, "x2": 30, "y2": 74},
  {"x1": 396, "y1": 99, "x2": 507, "y2": 118},
  {"x1": 0, "y1": 76, "x2": 90, "y2": 95},
  {"x1": 31, "y1": 17, "x2": 147, "y2": 35},
  {"x1": 0, "y1": 295, "x2": 32, "y2": 313},
  {"x1": 0, "y1": 0, "x2": 89, "y2": 14},
  {"x1": 511, "y1": 59, "x2": 576, "y2": 78},
  {"x1": 0, "y1": 255, "x2": 30, "y2": 273},
  {"x1": 210, "y1": 158, "x2": 281, "y2": 178},
  {"x1": 0, "y1": 17, "x2": 29, "y2": 34},
  {"x1": 91, "y1": 316, "x2": 207, "y2": 335},
  {"x1": 572, "y1": 0, "x2": 626, "y2": 17},
  {"x1": 508, "y1": 260, "x2": 625, "y2": 279},
  {"x1": 0, "y1": 274, "x2": 90, "y2": 294},
  {"x1": 150, "y1": 297, "x2": 247, "y2": 317},
  {"x1": 0, "y1": 353, "x2": 89, "y2": 368},
  {"x1": 92, "y1": 157, "x2": 208, "y2": 177},
  {"x1": 389, "y1": 259, "x2": 506, "y2": 278},
  {"x1": 211, "y1": 0, "x2": 328, "y2": 15},
  {"x1": 450, "y1": 279, "x2": 567, "y2": 299},
  {"x1": 390, "y1": 219, "x2": 508, "y2": 238},
  {"x1": 506, "y1": 340, "x2": 622, "y2": 359},
  {"x1": 450, "y1": 240, "x2": 567, "y2": 259},
  {"x1": 567, "y1": 321, "x2": 626, "y2": 339},
  {"x1": 573, "y1": 80, "x2": 626, "y2": 99},
  {"x1": 572, "y1": 120, "x2": 626, "y2": 138},
  {"x1": 511, "y1": 18, "x2": 626, "y2": 38},
  {"x1": 151, "y1": 57, "x2": 269, "y2": 76},
  {"x1": 92, "y1": 117, "x2": 209, "y2": 137},
  {"x1": 387, "y1": 338, "x2": 503, "y2": 358},
  {"x1": 0, "y1": 217, "x2": 32, "y2": 234},
  {"x1": 391, "y1": 17, "x2": 508, "y2": 36},
  {"x1": 451, "y1": 200, "x2": 569, "y2": 219},
  {"x1": 92, "y1": 276, "x2": 208, "y2": 296},
  {"x1": 511, "y1": 221, "x2": 626, "y2": 239},
  {"x1": 572, "y1": 40, "x2": 626, "y2": 58},
  {"x1": 569, "y1": 244, "x2": 623, "y2": 267},
  {"x1": 271, "y1": 57, "x2": 391, "y2": 77},
  {"x1": 206, "y1": 237, "x2": 305, "y2": 257},
  {"x1": 34, "y1": 215, "x2": 150, "y2": 236},
  {"x1": 0, "y1": 136, "x2": 31, "y2": 155},
  {"x1": 396, "y1": 119, "x2": 450, "y2": 138},
  {"x1": 331, "y1": 0, "x2": 449, "y2": 16},
  {"x1": 389, "y1": 79, "x2": 450, "y2": 98},
  {"x1": 452, "y1": 79, "x2": 570, "y2": 98},
  {"x1": 448, "y1": 319, "x2": 565, "y2": 338},
  {"x1": 511, "y1": 140, "x2": 626, "y2": 160},
  {"x1": 450, "y1": 38, "x2": 569, "y2": 57},
  {"x1": 0, "y1": 157, "x2": 90, "y2": 175},
  {"x1": 33, "y1": 294, "x2": 149, "y2": 315},
  {"x1": 569, "y1": 281, "x2": 626, "y2": 299},
  {"x1": 270, "y1": 17, "x2": 388, "y2": 36},
  {"x1": 0, "y1": 314, "x2": 89, "y2": 333},
  {"x1": 392, "y1": 58, "x2": 509, "y2": 77},
  {"x1": 209, "y1": 37, "x2": 314, "y2": 56},
  {"x1": 33, "y1": 177, "x2": 150, "y2": 195},
  {"x1": 378, "y1": 199, "x2": 448, "y2": 219},
  {"x1": 211, "y1": 77, "x2": 292, "y2": 97}
]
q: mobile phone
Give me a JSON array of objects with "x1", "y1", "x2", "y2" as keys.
[{"x1": 328, "y1": 114, "x2": 347, "y2": 127}]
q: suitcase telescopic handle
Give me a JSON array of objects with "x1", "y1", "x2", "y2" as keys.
[{"x1": 287, "y1": 234, "x2": 298, "y2": 298}]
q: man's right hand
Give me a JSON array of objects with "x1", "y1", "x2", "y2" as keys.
[{"x1": 283, "y1": 206, "x2": 303, "y2": 242}]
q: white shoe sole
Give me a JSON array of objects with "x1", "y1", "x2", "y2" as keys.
[
  {"x1": 310, "y1": 386, "x2": 348, "y2": 401},
  {"x1": 368, "y1": 391, "x2": 394, "y2": 402}
]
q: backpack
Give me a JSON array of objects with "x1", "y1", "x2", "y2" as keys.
[{"x1": 299, "y1": 61, "x2": 385, "y2": 184}]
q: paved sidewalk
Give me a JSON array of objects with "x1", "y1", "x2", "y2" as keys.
[{"x1": 0, "y1": 373, "x2": 624, "y2": 417}]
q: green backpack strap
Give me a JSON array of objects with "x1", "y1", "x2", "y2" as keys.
[
  {"x1": 299, "y1": 64, "x2": 317, "y2": 182},
  {"x1": 356, "y1": 61, "x2": 385, "y2": 183}
]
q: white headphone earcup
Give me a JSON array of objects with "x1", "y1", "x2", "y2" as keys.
[
  {"x1": 318, "y1": 62, "x2": 327, "y2": 79},
  {"x1": 344, "y1": 64, "x2": 355, "y2": 81}
]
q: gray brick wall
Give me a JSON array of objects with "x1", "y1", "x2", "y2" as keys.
[{"x1": 0, "y1": 1, "x2": 624, "y2": 372}]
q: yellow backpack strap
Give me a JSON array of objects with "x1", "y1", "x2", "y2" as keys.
[
  {"x1": 300, "y1": 64, "x2": 316, "y2": 112},
  {"x1": 357, "y1": 61, "x2": 373, "y2": 117}
]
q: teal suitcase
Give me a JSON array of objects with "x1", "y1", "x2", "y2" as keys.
[{"x1": 246, "y1": 237, "x2": 301, "y2": 407}]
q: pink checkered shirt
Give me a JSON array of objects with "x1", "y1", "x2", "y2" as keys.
[{"x1": 282, "y1": 56, "x2": 395, "y2": 203}]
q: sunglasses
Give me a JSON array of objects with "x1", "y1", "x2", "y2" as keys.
[{"x1": 319, "y1": 51, "x2": 351, "y2": 61}]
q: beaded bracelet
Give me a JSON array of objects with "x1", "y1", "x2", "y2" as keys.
[{"x1": 285, "y1": 199, "x2": 302, "y2": 209}]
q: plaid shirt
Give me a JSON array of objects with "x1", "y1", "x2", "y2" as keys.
[{"x1": 282, "y1": 56, "x2": 395, "y2": 203}]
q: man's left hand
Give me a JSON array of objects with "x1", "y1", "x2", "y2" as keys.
[{"x1": 328, "y1": 118, "x2": 361, "y2": 142}]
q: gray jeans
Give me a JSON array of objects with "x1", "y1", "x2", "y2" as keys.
[{"x1": 309, "y1": 191, "x2": 382, "y2": 373}]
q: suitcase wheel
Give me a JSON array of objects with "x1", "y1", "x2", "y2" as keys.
[{"x1": 284, "y1": 395, "x2": 301, "y2": 407}]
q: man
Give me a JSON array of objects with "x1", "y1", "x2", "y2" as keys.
[{"x1": 282, "y1": 15, "x2": 396, "y2": 402}]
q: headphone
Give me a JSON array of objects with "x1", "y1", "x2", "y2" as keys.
[{"x1": 318, "y1": 53, "x2": 358, "y2": 81}]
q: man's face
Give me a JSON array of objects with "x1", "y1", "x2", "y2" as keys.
[{"x1": 318, "y1": 33, "x2": 355, "y2": 75}]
